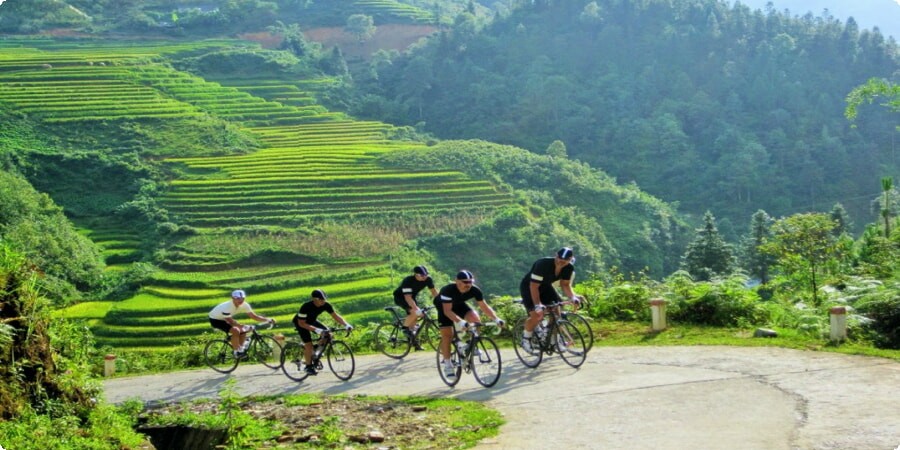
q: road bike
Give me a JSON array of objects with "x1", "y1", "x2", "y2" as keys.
[
  {"x1": 281, "y1": 326, "x2": 355, "y2": 382},
  {"x1": 560, "y1": 296, "x2": 595, "y2": 352},
  {"x1": 512, "y1": 301, "x2": 587, "y2": 369},
  {"x1": 374, "y1": 305, "x2": 440, "y2": 359},
  {"x1": 437, "y1": 322, "x2": 502, "y2": 388},
  {"x1": 204, "y1": 321, "x2": 281, "y2": 373}
]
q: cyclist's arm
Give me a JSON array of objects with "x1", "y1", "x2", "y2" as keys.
[
  {"x1": 476, "y1": 299, "x2": 499, "y2": 322},
  {"x1": 296, "y1": 318, "x2": 320, "y2": 332},
  {"x1": 429, "y1": 287, "x2": 438, "y2": 298},
  {"x1": 529, "y1": 281, "x2": 543, "y2": 307},
  {"x1": 247, "y1": 311, "x2": 271, "y2": 322},
  {"x1": 442, "y1": 301, "x2": 464, "y2": 324},
  {"x1": 329, "y1": 311, "x2": 349, "y2": 327},
  {"x1": 559, "y1": 279, "x2": 580, "y2": 303}
]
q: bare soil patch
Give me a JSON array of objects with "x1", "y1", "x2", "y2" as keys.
[{"x1": 144, "y1": 394, "x2": 489, "y2": 449}]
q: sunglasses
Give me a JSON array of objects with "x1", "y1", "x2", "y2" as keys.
[{"x1": 460, "y1": 280, "x2": 474, "y2": 285}]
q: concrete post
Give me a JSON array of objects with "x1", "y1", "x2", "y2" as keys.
[
  {"x1": 650, "y1": 298, "x2": 668, "y2": 331},
  {"x1": 103, "y1": 354, "x2": 116, "y2": 377},
  {"x1": 273, "y1": 334, "x2": 286, "y2": 362},
  {"x1": 830, "y1": 306, "x2": 847, "y2": 342}
]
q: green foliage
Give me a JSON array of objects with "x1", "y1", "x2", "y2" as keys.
[
  {"x1": 855, "y1": 284, "x2": 900, "y2": 349},
  {"x1": 762, "y1": 213, "x2": 847, "y2": 306},
  {"x1": 681, "y1": 211, "x2": 735, "y2": 281},
  {"x1": 666, "y1": 273, "x2": 768, "y2": 327},
  {"x1": 0, "y1": 171, "x2": 104, "y2": 299},
  {"x1": 345, "y1": 13, "x2": 376, "y2": 44},
  {"x1": 0, "y1": 244, "x2": 146, "y2": 448},
  {"x1": 361, "y1": 0, "x2": 900, "y2": 232},
  {"x1": 176, "y1": 48, "x2": 300, "y2": 77},
  {"x1": 845, "y1": 78, "x2": 900, "y2": 122},
  {"x1": 577, "y1": 271, "x2": 656, "y2": 322},
  {"x1": 0, "y1": 403, "x2": 146, "y2": 450},
  {"x1": 741, "y1": 209, "x2": 776, "y2": 285},
  {"x1": 379, "y1": 139, "x2": 688, "y2": 279}
]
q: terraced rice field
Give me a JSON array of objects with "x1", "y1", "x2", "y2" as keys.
[{"x1": 1, "y1": 39, "x2": 512, "y2": 349}]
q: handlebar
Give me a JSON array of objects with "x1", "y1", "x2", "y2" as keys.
[
  {"x1": 321, "y1": 325, "x2": 354, "y2": 337},
  {"x1": 240, "y1": 320, "x2": 276, "y2": 333},
  {"x1": 457, "y1": 321, "x2": 503, "y2": 336}
]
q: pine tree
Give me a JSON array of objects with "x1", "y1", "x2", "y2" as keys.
[
  {"x1": 829, "y1": 202, "x2": 853, "y2": 237},
  {"x1": 681, "y1": 211, "x2": 734, "y2": 281},
  {"x1": 742, "y1": 209, "x2": 776, "y2": 284}
]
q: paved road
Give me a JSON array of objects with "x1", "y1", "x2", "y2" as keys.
[{"x1": 104, "y1": 346, "x2": 900, "y2": 450}]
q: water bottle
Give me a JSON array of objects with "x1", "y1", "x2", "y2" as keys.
[
  {"x1": 536, "y1": 325, "x2": 547, "y2": 339},
  {"x1": 457, "y1": 341, "x2": 467, "y2": 356}
]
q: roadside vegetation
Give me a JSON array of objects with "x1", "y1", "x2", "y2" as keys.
[{"x1": 0, "y1": 1, "x2": 897, "y2": 448}]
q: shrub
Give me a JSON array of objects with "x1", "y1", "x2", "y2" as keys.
[
  {"x1": 854, "y1": 283, "x2": 900, "y2": 349},
  {"x1": 668, "y1": 274, "x2": 768, "y2": 327}
]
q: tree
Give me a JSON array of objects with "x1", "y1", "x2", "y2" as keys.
[
  {"x1": 681, "y1": 211, "x2": 734, "y2": 281},
  {"x1": 880, "y1": 177, "x2": 894, "y2": 238},
  {"x1": 742, "y1": 210, "x2": 776, "y2": 284},
  {"x1": 845, "y1": 78, "x2": 900, "y2": 125},
  {"x1": 545, "y1": 140, "x2": 567, "y2": 159},
  {"x1": 829, "y1": 203, "x2": 853, "y2": 236},
  {"x1": 762, "y1": 213, "x2": 843, "y2": 306},
  {"x1": 345, "y1": 14, "x2": 375, "y2": 45},
  {"x1": 268, "y1": 21, "x2": 314, "y2": 57}
]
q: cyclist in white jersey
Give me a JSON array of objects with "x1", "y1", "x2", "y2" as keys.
[{"x1": 208, "y1": 289, "x2": 274, "y2": 357}]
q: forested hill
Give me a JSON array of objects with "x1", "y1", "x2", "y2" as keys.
[{"x1": 356, "y1": 0, "x2": 900, "y2": 237}]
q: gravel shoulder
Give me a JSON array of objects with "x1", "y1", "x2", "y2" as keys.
[{"x1": 104, "y1": 346, "x2": 900, "y2": 450}]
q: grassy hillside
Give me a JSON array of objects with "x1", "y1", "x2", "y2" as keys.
[{"x1": 1, "y1": 37, "x2": 681, "y2": 350}]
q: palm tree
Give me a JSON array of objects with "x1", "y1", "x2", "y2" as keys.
[{"x1": 882, "y1": 177, "x2": 893, "y2": 238}]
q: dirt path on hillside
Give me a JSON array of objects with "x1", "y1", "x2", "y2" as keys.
[{"x1": 104, "y1": 346, "x2": 900, "y2": 450}]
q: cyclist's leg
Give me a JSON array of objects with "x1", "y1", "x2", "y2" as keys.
[
  {"x1": 295, "y1": 321, "x2": 318, "y2": 368},
  {"x1": 395, "y1": 296, "x2": 417, "y2": 335},
  {"x1": 434, "y1": 299, "x2": 456, "y2": 363},
  {"x1": 521, "y1": 286, "x2": 545, "y2": 334},
  {"x1": 210, "y1": 318, "x2": 240, "y2": 351}
]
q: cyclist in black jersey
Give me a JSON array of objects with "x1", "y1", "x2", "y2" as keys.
[
  {"x1": 433, "y1": 270, "x2": 504, "y2": 377},
  {"x1": 392, "y1": 265, "x2": 438, "y2": 340},
  {"x1": 519, "y1": 247, "x2": 584, "y2": 352},
  {"x1": 293, "y1": 289, "x2": 352, "y2": 375}
]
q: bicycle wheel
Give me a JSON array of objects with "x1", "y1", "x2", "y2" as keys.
[
  {"x1": 280, "y1": 342, "x2": 310, "y2": 382},
  {"x1": 555, "y1": 321, "x2": 588, "y2": 368},
  {"x1": 512, "y1": 318, "x2": 543, "y2": 368},
  {"x1": 326, "y1": 340, "x2": 356, "y2": 381},
  {"x1": 562, "y1": 312, "x2": 594, "y2": 352},
  {"x1": 249, "y1": 334, "x2": 282, "y2": 369},
  {"x1": 436, "y1": 341, "x2": 462, "y2": 387},
  {"x1": 416, "y1": 321, "x2": 440, "y2": 351},
  {"x1": 204, "y1": 339, "x2": 239, "y2": 373},
  {"x1": 470, "y1": 337, "x2": 502, "y2": 388},
  {"x1": 374, "y1": 322, "x2": 411, "y2": 359}
]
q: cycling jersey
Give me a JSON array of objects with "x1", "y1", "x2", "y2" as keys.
[
  {"x1": 294, "y1": 300, "x2": 335, "y2": 326},
  {"x1": 209, "y1": 300, "x2": 253, "y2": 320},
  {"x1": 520, "y1": 257, "x2": 575, "y2": 307},
  {"x1": 392, "y1": 275, "x2": 435, "y2": 302},
  {"x1": 433, "y1": 283, "x2": 485, "y2": 327}
]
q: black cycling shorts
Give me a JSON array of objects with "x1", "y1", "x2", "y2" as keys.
[
  {"x1": 433, "y1": 299, "x2": 473, "y2": 327},
  {"x1": 209, "y1": 318, "x2": 232, "y2": 334},
  {"x1": 294, "y1": 320, "x2": 326, "y2": 344},
  {"x1": 520, "y1": 284, "x2": 562, "y2": 311},
  {"x1": 394, "y1": 295, "x2": 419, "y2": 313}
]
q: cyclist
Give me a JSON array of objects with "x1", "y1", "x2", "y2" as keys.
[
  {"x1": 392, "y1": 265, "x2": 438, "y2": 346},
  {"x1": 293, "y1": 289, "x2": 352, "y2": 375},
  {"x1": 208, "y1": 289, "x2": 275, "y2": 358},
  {"x1": 433, "y1": 270, "x2": 504, "y2": 378},
  {"x1": 519, "y1": 247, "x2": 584, "y2": 352}
]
